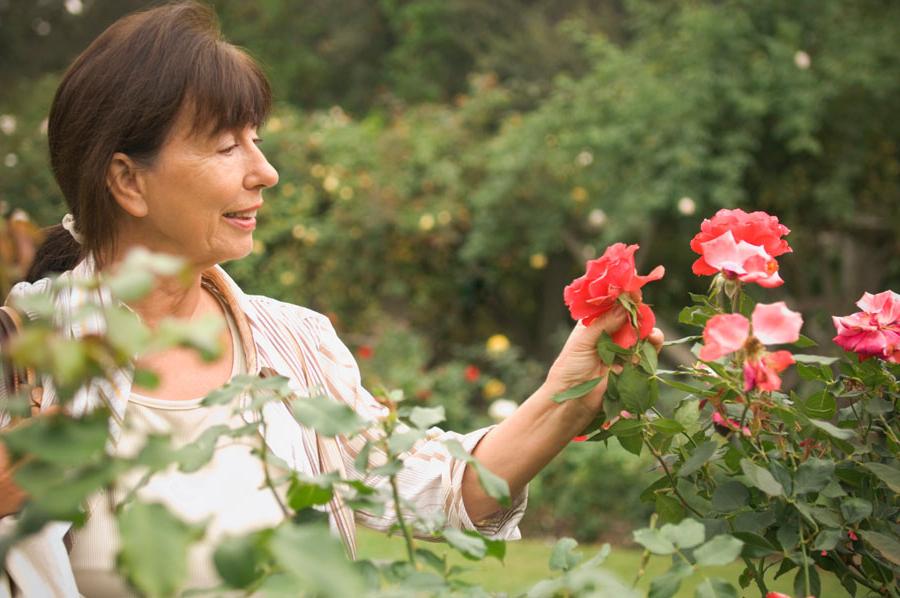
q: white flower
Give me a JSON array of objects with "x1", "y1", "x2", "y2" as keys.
[
  {"x1": 677, "y1": 196, "x2": 696, "y2": 215},
  {"x1": 488, "y1": 399, "x2": 518, "y2": 422},
  {"x1": 794, "y1": 51, "x2": 811, "y2": 70},
  {"x1": 0, "y1": 115, "x2": 16, "y2": 136}
]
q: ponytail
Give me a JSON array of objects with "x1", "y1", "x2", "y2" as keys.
[{"x1": 25, "y1": 225, "x2": 83, "y2": 282}]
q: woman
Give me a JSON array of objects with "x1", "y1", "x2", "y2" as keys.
[{"x1": 2, "y1": 2, "x2": 661, "y2": 595}]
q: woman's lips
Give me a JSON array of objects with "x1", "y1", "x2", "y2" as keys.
[{"x1": 223, "y1": 214, "x2": 257, "y2": 231}]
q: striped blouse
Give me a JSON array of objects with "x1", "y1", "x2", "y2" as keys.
[{"x1": 3, "y1": 256, "x2": 527, "y2": 561}]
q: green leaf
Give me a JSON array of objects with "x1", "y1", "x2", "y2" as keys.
[
  {"x1": 694, "y1": 578, "x2": 738, "y2": 598},
  {"x1": 618, "y1": 363, "x2": 654, "y2": 412},
  {"x1": 269, "y1": 523, "x2": 365, "y2": 596},
  {"x1": 176, "y1": 424, "x2": 230, "y2": 473},
  {"x1": 291, "y1": 396, "x2": 367, "y2": 437},
  {"x1": 802, "y1": 392, "x2": 836, "y2": 420},
  {"x1": 649, "y1": 561, "x2": 692, "y2": 598},
  {"x1": 812, "y1": 528, "x2": 843, "y2": 552},
  {"x1": 117, "y1": 502, "x2": 201, "y2": 598},
  {"x1": 548, "y1": 537, "x2": 581, "y2": 571},
  {"x1": 860, "y1": 530, "x2": 900, "y2": 566},
  {"x1": 443, "y1": 528, "x2": 487, "y2": 560},
  {"x1": 694, "y1": 535, "x2": 744, "y2": 567},
  {"x1": 1, "y1": 411, "x2": 109, "y2": 466},
  {"x1": 388, "y1": 428, "x2": 424, "y2": 454},
  {"x1": 133, "y1": 368, "x2": 160, "y2": 390},
  {"x1": 640, "y1": 341, "x2": 659, "y2": 374},
  {"x1": 408, "y1": 405, "x2": 445, "y2": 429},
  {"x1": 633, "y1": 528, "x2": 676, "y2": 555},
  {"x1": 551, "y1": 376, "x2": 603, "y2": 403},
  {"x1": 473, "y1": 461, "x2": 511, "y2": 508},
  {"x1": 650, "y1": 418, "x2": 684, "y2": 437},
  {"x1": 792, "y1": 354, "x2": 838, "y2": 365},
  {"x1": 740, "y1": 459, "x2": 784, "y2": 497},
  {"x1": 731, "y1": 532, "x2": 778, "y2": 558},
  {"x1": 663, "y1": 335, "x2": 702, "y2": 347},
  {"x1": 484, "y1": 536, "x2": 506, "y2": 562},
  {"x1": 792, "y1": 564, "x2": 821, "y2": 598},
  {"x1": 711, "y1": 481, "x2": 749, "y2": 511},
  {"x1": 655, "y1": 495, "x2": 685, "y2": 525},
  {"x1": 793, "y1": 335, "x2": 818, "y2": 348},
  {"x1": 861, "y1": 462, "x2": 900, "y2": 493},
  {"x1": 840, "y1": 498, "x2": 872, "y2": 524},
  {"x1": 104, "y1": 306, "x2": 152, "y2": 357},
  {"x1": 287, "y1": 477, "x2": 334, "y2": 511},
  {"x1": 611, "y1": 418, "x2": 644, "y2": 456},
  {"x1": 660, "y1": 517, "x2": 705, "y2": 549},
  {"x1": 678, "y1": 440, "x2": 718, "y2": 478},
  {"x1": 213, "y1": 533, "x2": 268, "y2": 589},
  {"x1": 597, "y1": 332, "x2": 630, "y2": 363},
  {"x1": 794, "y1": 458, "x2": 835, "y2": 494}
]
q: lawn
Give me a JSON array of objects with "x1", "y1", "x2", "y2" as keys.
[{"x1": 357, "y1": 528, "x2": 848, "y2": 597}]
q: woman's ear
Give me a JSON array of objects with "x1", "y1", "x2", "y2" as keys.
[{"x1": 107, "y1": 152, "x2": 148, "y2": 217}]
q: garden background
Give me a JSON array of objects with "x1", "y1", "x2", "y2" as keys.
[{"x1": 1, "y1": 0, "x2": 899, "y2": 593}]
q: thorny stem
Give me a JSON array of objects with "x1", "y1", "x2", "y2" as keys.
[
  {"x1": 644, "y1": 438, "x2": 703, "y2": 519},
  {"x1": 387, "y1": 445, "x2": 417, "y2": 567},
  {"x1": 799, "y1": 525, "x2": 811, "y2": 597},
  {"x1": 259, "y1": 417, "x2": 290, "y2": 519}
]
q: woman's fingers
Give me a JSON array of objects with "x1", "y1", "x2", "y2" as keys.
[{"x1": 648, "y1": 327, "x2": 664, "y2": 352}]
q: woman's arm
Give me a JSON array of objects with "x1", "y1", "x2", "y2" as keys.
[{"x1": 462, "y1": 307, "x2": 663, "y2": 522}]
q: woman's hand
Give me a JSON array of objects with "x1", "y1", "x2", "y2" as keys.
[{"x1": 545, "y1": 303, "x2": 664, "y2": 415}]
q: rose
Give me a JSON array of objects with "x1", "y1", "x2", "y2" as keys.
[
  {"x1": 697, "y1": 230, "x2": 783, "y2": 288},
  {"x1": 690, "y1": 208, "x2": 791, "y2": 285},
  {"x1": 699, "y1": 302, "x2": 803, "y2": 392},
  {"x1": 832, "y1": 290, "x2": 900, "y2": 363},
  {"x1": 563, "y1": 243, "x2": 664, "y2": 347}
]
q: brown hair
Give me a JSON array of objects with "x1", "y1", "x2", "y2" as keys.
[{"x1": 26, "y1": 1, "x2": 271, "y2": 282}]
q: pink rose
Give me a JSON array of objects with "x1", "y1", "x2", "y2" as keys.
[
  {"x1": 698, "y1": 230, "x2": 784, "y2": 287},
  {"x1": 691, "y1": 208, "x2": 792, "y2": 277},
  {"x1": 832, "y1": 290, "x2": 900, "y2": 363},
  {"x1": 563, "y1": 243, "x2": 664, "y2": 347},
  {"x1": 699, "y1": 302, "x2": 803, "y2": 392}
]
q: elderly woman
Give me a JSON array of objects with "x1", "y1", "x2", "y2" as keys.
[{"x1": 3, "y1": 2, "x2": 661, "y2": 595}]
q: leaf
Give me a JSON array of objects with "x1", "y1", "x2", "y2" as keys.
[
  {"x1": 655, "y1": 495, "x2": 685, "y2": 525},
  {"x1": 388, "y1": 428, "x2": 424, "y2": 454},
  {"x1": 801, "y1": 392, "x2": 836, "y2": 420},
  {"x1": 1, "y1": 411, "x2": 109, "y2": 466},
  {"x1": 731, "y1": 532, "x2": 778, "y2": 558},
  {"x1": 611, "y1": 418, "x2": 644, "y2": 456},
  {"x1": 176, "y1": 424, "x2": 230, "y2": 473},
  {"x1": 551, "y1": 376, "x2": 603, "y2": 403},
  {"x1": 640, "y1": 341, "x2": 659, "y2": 374},
  {"x1": 694, "y1": 535, "x2": 744, "y2": 567},
  {"x1": 484, "y1": 536, "x2": 506, "y2": 562},
  {"x1": 694, "y1": 578, "x2": 738, "y2": 598},
  {"x1": 711, "y1": 481, "x2": 749, "y2": 511},
  {"x1": 678, "y1": 440, "x2": 718, "y2": 478},
  {"x1": 408, "y1": 405, "x2": 445, "y2": 429},
  {"x1": 618, "y1": 364, "x2": 654, "y2": 412},
  {"x1": 291, "y1": 396, "x2": 367, "y2": 437},
  {"x1": 104, "y1": 306, "x2": 152, "y2": 357},
  {"x1": 812, "y1": 528, "x2": 843, "y2": 552},
  {"x1": 549, "y1": 537, "x2": 581, "y2": 571},
  {"x1": 860, "y1": 530, "x2": 900, "y2": 566},
  {"x1": 792, "y1": 564, "x2": 821, "y2": 598},
  {"x1": 269, "y1": 523, "x2": 365, "y2": 596},
  {"x1": 473, "y1": 461, "x2": 511, "y2": 508},
  {"x1": 287, "y1": 477, "x2": 333, "y2": 511},
  {"x1": 809, "y1": 418, "x2": 855, "y2": 440},
  {"x1": 861, "y1": 462, "x2": 900, "y2": 493},
  {"x1": 596, "y1": 332, "x2": 630, "y2": 363},
  {"x1": 633, "y1": 528, "x2": 676, "y2": 555},
  {"x1": 443, "y1": 528, "x2": 487, "y2": 560},
  {"x1": 792, "y1": 354, "x2": 838, "y2": 365},
  {"x1": 649, "y1": 561, "x2": 692, "y2": 598},
  {"x1": 794, "y1": 458, "x2": 835, "y2": 494},
  {"x1": 740, "y1": 459, "x2": 784, "y2": 497},
  {"x1": 793, "y1": 335, "x2": 818, "y2": 348},
  {"x1": 840, "y1": 498, "x2": 872, "y2": 524},
  {"x1": 213, "y1": 533, "x2": 267, "y2": 589},
  {"x1": 663, "y1": 335, "x2": 702, "y2": 347},
  {"x1": 117, "y1": 502, "x2": 201, "y2": 598},
  {"x1": 650, "y1": 418, "x2": 684, "y2": 437},
  {"x1": 660, "y1": 517, "x2": 705, "y2": 549}
]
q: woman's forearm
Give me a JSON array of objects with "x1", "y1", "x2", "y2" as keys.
[{"x1": 461, "y1": 381, "x2": 598, "y2": 523}]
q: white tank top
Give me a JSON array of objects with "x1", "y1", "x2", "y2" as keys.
[{"x1": 69, "y1": 305, "x2": 288, "y2": 597}]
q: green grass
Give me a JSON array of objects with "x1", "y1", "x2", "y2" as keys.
[{"x1": 357, "y1": 529, "x2": 849, "y2": 597}]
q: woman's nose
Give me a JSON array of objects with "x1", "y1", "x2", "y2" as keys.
[{"x1": 245, "y1": 144, "x2": 279, "y2": 190}]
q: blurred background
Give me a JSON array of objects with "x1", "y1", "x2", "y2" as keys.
[{"x1": 1, "y1": 0, "x2": 898, "y2": 543}]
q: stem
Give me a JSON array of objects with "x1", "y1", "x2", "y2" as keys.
[
  {"x1": 259, "y1": 418, "x2": 289, "y2": 518},
  {"x1": 632, "y1": 513, "x2": 656, "y2": 588},
  {"x1": 389, "y1": 466, "x2": 417, "y2": 567},
  {"x1": 798, "y1": 525, "x2": 811, "y2": 597},
  {"x1": 644, "y1": 438, "x2": 703, "y2": 519}
]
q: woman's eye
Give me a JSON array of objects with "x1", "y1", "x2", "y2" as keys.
[{"x1": 219, "y1": 143, "x2": 239, "y2": 155}]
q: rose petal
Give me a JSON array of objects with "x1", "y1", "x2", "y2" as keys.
[
  {"x1": 699, "y1": 313, "x2": 750, "y2": 361},
  {"x1": 752, "y1": 302, "x2": 803, "y2": 345}
]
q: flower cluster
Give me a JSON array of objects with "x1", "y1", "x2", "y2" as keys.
[
  {"x1": 833, "y1": 290, "x2": 900, "y2": 363},
  {"x1": 563, "y1": 243, "x2": 664, "y2": 348}
]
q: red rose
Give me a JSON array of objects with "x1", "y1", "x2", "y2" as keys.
[
  {"x1": 690, "y1": 209, "x2": 792, "y2": 277},
  {"x1": 833, "y1": 290, "x2": 900, "y2": 363},
  {"x1": 357, "y1": 345, "x2": 374, "y2": 360},
  {"x1": 563, "y1": 243, "x2": 664, "y2": 347},
  {"x1": 464, "y1": 365, "x2": 481, "y2": 382}
]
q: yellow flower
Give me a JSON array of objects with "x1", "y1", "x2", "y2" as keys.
[
  {"x1": 529, "y1": 253, "x2": 547, "y2": 269},
  {"x1": 482, "y1": 379, "x2": 507, "y2": 400},
  {"x1": 570, "y1": 186, "x2": 588, "y2": 202},
  {"x1": 486, "y1": 334, "x2": 510, "y2": 354},
  {"x1": 418, "y1": 214, "x2": 435, "y2": 231}
]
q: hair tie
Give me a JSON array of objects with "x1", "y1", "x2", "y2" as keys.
[{"x1": 61, "y1": 213, "x2": 84, "y2": 244}]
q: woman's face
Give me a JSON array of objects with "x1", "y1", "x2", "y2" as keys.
[{"x1": 124, "y1": 110, "x2": 279, "y2": 269}]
